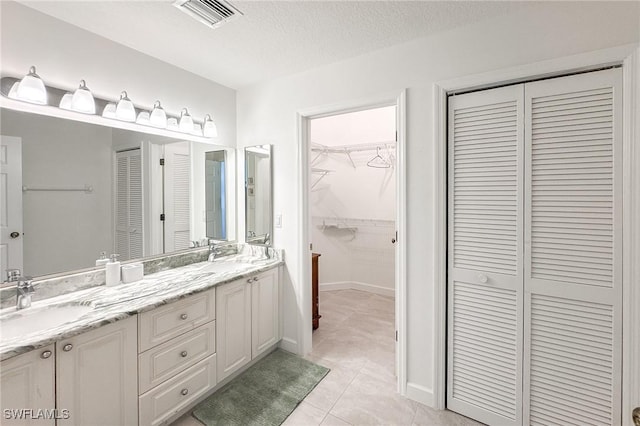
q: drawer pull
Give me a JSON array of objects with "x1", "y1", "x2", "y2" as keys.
[
  {"x1": 62, "y1": 344, "x2": 73, "y2": 352},
  {"x1": 41, "y1": 350, "x2": 52, "y2": 359},
  {"x1": 180, "y1": 313, "x2": 188, "y2": 320},
  {"x1": 180, "y1": 350, "x2": 188, "y2": 358},
  {"x1": 181, "y1": 388, "x2": 189, "y2": 396}
]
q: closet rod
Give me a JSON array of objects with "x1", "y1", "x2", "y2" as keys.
[{"x1": 22, "y1": 185, "x2": 94, "y2": 193}]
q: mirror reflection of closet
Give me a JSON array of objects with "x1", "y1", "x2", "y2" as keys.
[
  {"x1": 244, "y1": 145, "x2": 272, "y2": 246},
  {"x1": 205, "y1": 150, "x2": 227, "y2": 241}
]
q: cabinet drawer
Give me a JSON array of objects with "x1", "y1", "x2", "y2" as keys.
[
  {"x1": 139, "y1": 289, "x2": 216, "y2": 352},
  {"x1": 139, "y1": 354, "x2": 216, "y2": 426},
  {"x1": 139, "y1": 321, "x2": 216, "y2": 394}
]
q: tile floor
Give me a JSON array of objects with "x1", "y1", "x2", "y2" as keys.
[{"x1": 173, "y1": 289, "x2": 482, "y2": 426}]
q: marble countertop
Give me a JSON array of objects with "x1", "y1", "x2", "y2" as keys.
[{"x1": 0, "y1": 253, "x2": 283, "y2": 361}]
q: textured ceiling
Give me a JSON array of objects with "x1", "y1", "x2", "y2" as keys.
[{"x1": 18, "y1": 1, "x2": 537, "y2": 89}]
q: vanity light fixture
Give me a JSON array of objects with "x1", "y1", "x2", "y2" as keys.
[
  {"x1": 136, "y1": 111, "x2": 151, "y2": 125},
  {"x1": 149, "y1": 101, "x2": 167, "y2": 128},
  {"x1": 59, "y1": 93, "x2": 73, "y2": 110},
  {"x1": 178, "y1": 108, "x2": 194, "y2": 133},
  {"x1": 115, "y1": 91, "x2": 136, "y2": 122},
  {"x1": 70, "y1": 80, "x2": 96, "y2": 114},
  {"x1": 8, "y1": 82, "x2": 19, "y2": 99},
  {"x1": 203, "y1": 114, "x2": 218, "y2": 137},
  {"x1": 167, "y1": 117, "x2": 180, "y2": 131},
  {"x1": 14, "y1": 66, "x2": 48, "y2": 105},
  {"x1": 102, "y1": 103, "x2": 117, "y2": 119},
  {"x1": 192, "y1": 123, "x2": 203, "y2": 136}
]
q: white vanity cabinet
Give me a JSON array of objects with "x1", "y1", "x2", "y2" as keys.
[
  {"x1": 138, "y1": 287, "x2": 217, "y2": 426},
  {"x1": 0, "y1": 345, "x2": 56, "y2": 426},
  {"x1": 216, "y1": 266, "x2": 280, "y2": 381},
  {"x1": 56, "y1": 316, "x2": 138, "y2": 426}
]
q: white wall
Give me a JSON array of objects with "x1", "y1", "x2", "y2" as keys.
[
  {"x1": 0, "y1": 1, "x2": 236, "y2": 148},
  {"x1": 236, "y1": 1, "x2": 640, "y2": 405},
  {"x1": 310, "y1": 107, "x2": 396, "y2": 292},
  {"x1": 1, "y1": 109, "x2": 113, "y2": 276}
]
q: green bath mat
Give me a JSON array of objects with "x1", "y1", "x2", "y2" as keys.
[{"x1": 192, "y1": 349, "x2": 330, "y2": 426}]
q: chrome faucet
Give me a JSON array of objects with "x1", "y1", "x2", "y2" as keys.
[
  {"x1": 6, "y1": 269, "x2": 34, "y2": 310},
  {"x1": 208, "y1": 239, "x2": 221, "y2": 261}
]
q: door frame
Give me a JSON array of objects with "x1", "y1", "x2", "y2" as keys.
[
  {"x1": 296, "y1": 89, "x2": 408, "y2": 394},
  {"x1": 433, "y1": 44, "x2": 640, "y2": 420}
]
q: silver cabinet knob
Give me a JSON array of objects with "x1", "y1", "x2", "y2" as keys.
[
  {"x1": 41, "y1": 350, "x2": 52, "y2": 359},
  {"x1": 180, "y1": 351, "x2": 188, "y2": 358},
  {"x1": 62, "y1": 344, "x2": 73, "y2": 352},
  {"x1": 253, "y1": 277, "x2": 259, "y2": 282},
  {"x1": 632, "y1": 407, "x2": 640, "y2": 426},
  {"x1": 180, "y1": 313, "x2": 188, "y2": 320},
  {"x1": 247, "y1": 278, "x2": 253, "y2": 283},
  {"x1": 477, "y1": 274, "x2": 488, "y2": 284},
  {"x1": 181, "y1": 388, "x2": 189, "y2": 396}
]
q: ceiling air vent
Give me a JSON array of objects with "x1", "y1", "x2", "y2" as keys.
[{"x1": 173, "y1": 0, "x2": 243, "y2": 29}]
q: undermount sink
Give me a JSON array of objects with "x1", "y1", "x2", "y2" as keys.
[
  {"x1": 0, "y1": 303, "x2": 94, "y2": 340},
  {"x1": 196, "y1": 260, "x2": 254, "y2": 274}
]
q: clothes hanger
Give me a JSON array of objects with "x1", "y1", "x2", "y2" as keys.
[{"x1": 367, "y1": 147, "x2": 390, "y2": 168}]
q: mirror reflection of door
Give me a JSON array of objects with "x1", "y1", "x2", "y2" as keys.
[
  {"x1": 114, "y1": 149, "x2": 143, "y2": 262},
  {"x1": 164, "y1": 142, "x2": 191, "y2": 252},
  {"x1": 205, "y1": 151, "x2": 226, "y2": 240},
  {"x1": 0, "y1": 135, "x2": 23, "y2": 278},
  {"x1": 245, "y1": 145, "x2": 272, "y2": 245}
]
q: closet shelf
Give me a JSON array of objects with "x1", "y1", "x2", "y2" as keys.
[
  {"x1": 311, "y1": 168, "x2": 334, "y2": 189},
  {"x1": 311, "y1": 141, "x2": 395, "y2": 169}
]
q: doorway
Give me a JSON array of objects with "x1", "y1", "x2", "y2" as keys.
[{"x1": 297, "y1": 90, "x2": 407, "y2": 393}]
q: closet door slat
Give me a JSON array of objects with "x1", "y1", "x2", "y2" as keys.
[
  {"x1": 447, "y1": 84, "x2": 523, "y2": 426},
  {"x1": 524, "y1": 68, "x2": 622, "y2": 426}
]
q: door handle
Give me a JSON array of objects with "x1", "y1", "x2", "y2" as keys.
[{"x1": 10, "y1": 232, "x2": 20, "y2": 239}]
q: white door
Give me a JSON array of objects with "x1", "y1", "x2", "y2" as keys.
[
  {"x1": 115, "y1": 149, "x2": 143, "y2": 261},
  {"x1": 251, "y1": 268, "x2": 279, "y2": 358},
  {"x1": 0, "y1": 135, "x2": 23, "y2": 278},
  {"x1": 216, "y1": 278, "x2": 251, "y2": 381},
  {"x1": 523, "y1": 68, "x2": 622, "y2": 425},
  {"x1": 164, "y1": 142, "x2": 191, "y2": 251},
  {"x1": 56, "y1": 316, "x2": 138, "y2": 426},
  {"x1": 447, "y1": 84, "x2": 524, "y2": 425}
]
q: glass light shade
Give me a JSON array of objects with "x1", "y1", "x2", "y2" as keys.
[
  {"x1": 178, "y1": 108, "x2": 193, "y2": 133},
  {"x1": 16, "y1": 66, "x2": 47, "y2": 105},
  {"x1": 136, "y1": 111, "x2": 150, "y2": 125},
  {"x1": 8, "y1": 82, "x2": 19, "y2": 99},
  {"x1": 70, "y1": 80, "x2": 95, "y2": 114},
  {"x1": 203, "y1": 114, "x2": 218, "y2": 137},
  {"x1": 102, "y1": 103, "x2": 117, "y2": 119},
  {"x1": 59, "y1": 93, "x2": 73, "y2": 110},
  {"x1": 149, "y1": 101, "x2": 167, "y2": 128},
  {"x1": 167, "y1": 117, "x2": 179, "y2": 131},
  {"x1": 115, "y1": 91, "x2": 136, "y2": 122},
  {"x1": 192, "y1": 123, "x2": 203, "y2": 136}
]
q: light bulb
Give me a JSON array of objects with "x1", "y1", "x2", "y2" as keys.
[
  {"x1": 16, "y1": 66, "x2": 47, "y2": 105},
  {"x1": 115, "y1": 91, "x2": 136, "y2": 122},
  {"x1": 149, "y1": 100, "x2": 167, "y2": 128},
  {"x1": 70, "y1": 80, "x2": 95, "y2": 114},
  {"x1": 178, "y1": 108, "x2": 193, "y2": 133},
  {"x1": 203, "y1": 114, "x2": 218, "y2": 137},
  {"x1": 102, "y1": 103, "x2": 117, "y2": 119}
]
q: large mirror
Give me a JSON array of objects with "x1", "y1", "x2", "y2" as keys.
[
  {"x1": 0, "y1": 108, "x2": 236, "y2": 278},
  {"x1": 244, "y1": 145, "x2": 272, "y2": 246}
]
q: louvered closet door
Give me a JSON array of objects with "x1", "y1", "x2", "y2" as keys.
[
  {"x1": 447, "y1": 84, "x2": 524, "y2": 426},
  {"x1": 523, "y1": 68, "x2": 622, "y2": 426},
  {"x1": 115, "y1": 149, "x2": 143, "y2": 261}
]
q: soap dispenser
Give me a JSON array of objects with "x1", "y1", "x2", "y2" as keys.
[
  {"x1": 96, "y1": 251, "x2": 109, "y2": 267},
  {"x1": 105, "y1": 254, "x2": 121, "y2": 287}
]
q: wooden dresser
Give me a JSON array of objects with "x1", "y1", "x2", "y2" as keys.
[{"x1": 312, "y1": 253, "x2": 321, "y2": 330}]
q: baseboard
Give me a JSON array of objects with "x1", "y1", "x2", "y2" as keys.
[
  {"x1": 406, "y1": 382, "x2": 435, "y2": 408},
  {"x1": 319, "y1": 281, "x2": 395, "y2": 298},
  {"x1": 279, "y1": 337, "x2": 298, "y2": 354}
]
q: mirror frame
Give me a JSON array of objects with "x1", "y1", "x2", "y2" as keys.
[{"x1": 244, "y1": 144, "x2": 273, "y2": 246}]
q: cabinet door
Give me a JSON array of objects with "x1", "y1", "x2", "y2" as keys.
[
  {"x1": 0, "y1": 345, "x2": 55, "y2": 426},
  {"x1": 56, "y1": 316, "x2": 138, "y2": 426},
  {"x1": 252, "y1": 268, "x2": 280, "y2": 358},
  {"x1": 216, "y1": 278, "x2": 251, "y2": 381}
]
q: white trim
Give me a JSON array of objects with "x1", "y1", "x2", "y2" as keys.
[
  {"x1": 319, "y1": 281, "x2": 395, "y2": 298},
  {"x1": 296, "y1": 89, "x2": 408, "y2": 395},
  {"x1": 622, "y1": 47, "x2": 640, "y2": 425},
  {"x1": 406, "y1": 382, "x2": 435, "y2": 407},
  {"x1": 279, "y1": 337, "x2": 298, "y2": 354},
  {"x1": 434, "y1": 44, "x2": 640, "y2": 417}
]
